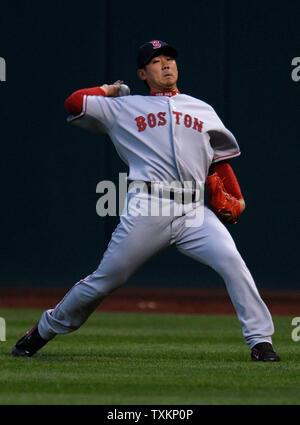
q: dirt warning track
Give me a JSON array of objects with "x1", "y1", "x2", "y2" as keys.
[{"x1": 0, "y1": 287, "x2": 299, "y2": 315}]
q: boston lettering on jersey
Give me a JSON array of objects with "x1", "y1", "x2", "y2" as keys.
[{"x1": 135, "y1": 111, "x2": 204, "y2": 133}]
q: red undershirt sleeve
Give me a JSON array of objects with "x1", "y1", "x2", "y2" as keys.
[
  {"x1": 64, "y1": 87, "x2": 106, "y2": 116},
  {"x1": 209, "y1": 161, "x2": 243, "y2": 200}
]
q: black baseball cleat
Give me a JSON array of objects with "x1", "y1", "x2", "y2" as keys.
[
  {"x1": 12, "y1": 324, "x2": 49, "y2": 357},
  {"x1": 251, "y1": 342, "x2": 280, "y2": 362}
]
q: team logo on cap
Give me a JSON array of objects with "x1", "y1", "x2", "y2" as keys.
[{"x1": 150, "y1": 40, "x2": 161, "y2": 49}]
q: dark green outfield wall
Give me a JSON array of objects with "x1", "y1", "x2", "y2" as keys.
[{"x1": 1, "y1": 1, "x2": 299, "y2": 289}]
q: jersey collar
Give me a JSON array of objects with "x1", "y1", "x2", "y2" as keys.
[{"x1": 150, "y1": 90, "x2": 180, "y2": 97}]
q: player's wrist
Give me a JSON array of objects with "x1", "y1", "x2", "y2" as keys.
[
  {"x1": 97, "y1": 87, "x2": 107, "y2": 97},
  {"x1": 99, "y1": 84, "x2": 110, "y2": 96},
  {"x1": 100, "y1": 80, "x2": 124, "y2": 97},
  {"x1": 100, "y1": 84, "x2": 118, "y2": 97}
]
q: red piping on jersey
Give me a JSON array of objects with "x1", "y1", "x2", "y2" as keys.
[
  {"x1": 210, "y1": 161, "x2": 243, "y2": 200},
  {"x1": 64, "y1": 87, "x2": 106, "y2": 116},
  {"x1": 150, "y1": 90, "x2": 180, "y2": 97},
  {"x1": 213, "y1": 151, "x2": 240, "y2": 161}
]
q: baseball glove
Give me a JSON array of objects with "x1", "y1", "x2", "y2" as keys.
[{"x1": 206, "y1": 172, "x2": 241, "y2": 224}]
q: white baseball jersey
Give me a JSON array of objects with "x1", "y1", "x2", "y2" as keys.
[{"x1": 68, "y1": 93, "x2": 240, "y2": 184}]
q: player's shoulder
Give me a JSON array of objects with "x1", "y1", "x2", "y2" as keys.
[
  {"x1": 176, "y1": 93, "x2": 215, "y2": 111},
  {"x1": 95, "y1": 95, "x2": 147, "y2": 113},
  {"x1": 106, "y1": 94, "x2": 152, "y2": 104}
]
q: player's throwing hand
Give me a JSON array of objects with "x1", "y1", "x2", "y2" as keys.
[{"x1": 100, "y1": 80, "x2": 124, "y2": 97}]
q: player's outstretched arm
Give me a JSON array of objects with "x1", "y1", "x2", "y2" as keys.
[{"x1": 64, "y1": 81, "x2": 124, "y2": 116}]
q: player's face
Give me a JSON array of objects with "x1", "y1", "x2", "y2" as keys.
[{"x1": 138, "y1": 55, "x2": 178, "y2": 91}]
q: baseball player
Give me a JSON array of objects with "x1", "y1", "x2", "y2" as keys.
[{"x1": 12, "y1": 40, "x2": 280, "y2": 361}]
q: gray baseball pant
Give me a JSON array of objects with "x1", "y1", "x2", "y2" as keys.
[{"x1": 38, "y1": 196, "x2": 274, "y2": 349}]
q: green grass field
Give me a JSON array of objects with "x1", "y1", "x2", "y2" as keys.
[{"x1": 0, "y1": 309, "x2": 299, "y2": 405}]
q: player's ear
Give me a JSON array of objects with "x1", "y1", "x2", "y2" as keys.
[{"x1": 137, "y1": 68, "x2": 146, "y2": 81}]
